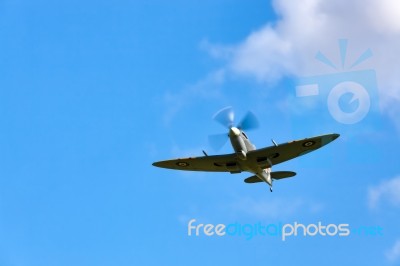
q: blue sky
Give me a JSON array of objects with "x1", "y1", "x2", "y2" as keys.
[{"x1": 1, "y1": 0, "x2": 400, "y2": 265}]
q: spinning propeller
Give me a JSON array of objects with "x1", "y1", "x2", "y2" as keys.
[{"x1": 208, "y1": 106, "x2": 259, "y2": 150}]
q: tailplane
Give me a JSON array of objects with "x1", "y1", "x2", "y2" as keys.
[{"x1": 244, "y1": 171, "x2": 296, "y2": 183}]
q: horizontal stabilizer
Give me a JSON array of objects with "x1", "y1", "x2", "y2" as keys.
[
  {"x1": 244, "y1": 171, "x2": 296, "y2": 183},
  {"x1": 244, "y1": 176, "x2": 262, "y2": 183},
  {"x1": 272, "y1": 171, "x2": 296, "y2": 180}
]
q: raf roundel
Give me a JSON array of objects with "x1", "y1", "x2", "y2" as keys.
[
  {"x1": 302, "y1": 141, "x2": 316, "y2": 147},
  {"x1": 176, "y1": 162, "x2": 189, "y2": 167}
]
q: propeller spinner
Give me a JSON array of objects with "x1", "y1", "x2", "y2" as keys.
[{"x1": 208, "y1": 106, "x2": 259, "y2": 151}]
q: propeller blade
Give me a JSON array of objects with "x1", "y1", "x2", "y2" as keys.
[
  {"x1": 208, "y1": 133, "x2": 228, "y2": 151},
  {"x1": 238, "y1": 111, "x2": 259, "y2": 131},
  {"x1": 213, "y1": 106, "x2": 234, "y2": 129}
]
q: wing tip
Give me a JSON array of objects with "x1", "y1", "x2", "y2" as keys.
[
  {"x1": 332, "y1": 133, "x2": 340, "y2": 140},
  {"x1": 152, "y1": 161, "x2": 162, "y2": 168}
]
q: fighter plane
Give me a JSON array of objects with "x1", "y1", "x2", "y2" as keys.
[{"x1": 152, "y1": 107, "x2": 339, "y2": 192}]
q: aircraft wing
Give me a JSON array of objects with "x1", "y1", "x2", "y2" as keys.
[
  {"x1": 246, "y1": 133, "x2": 340, "y2": 167},
  {"x1": 152, "y1": 133, "x2": 339, "y2": 173},
  {"x1": 152, "y1": 153, "x2": 241, "y2": 173}
]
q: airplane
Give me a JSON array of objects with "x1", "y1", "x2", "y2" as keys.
[{"x1": 152, "y1": 107, "x2": 340, "y2": 192}]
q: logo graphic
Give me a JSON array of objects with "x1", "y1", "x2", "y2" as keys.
[
  {"x1": 289, "y1": 39, "x2": 383, "y2": 165},
  {"x1": 294, "y1": 39, "x2": 379, "y2": 125},
  {"x1": 186, "y1": 219, "x2": 383, "y2": 241}
]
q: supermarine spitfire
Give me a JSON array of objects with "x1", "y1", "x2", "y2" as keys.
[{"x1": 152, "y1": 107, "x2": 339, "y2": 192}]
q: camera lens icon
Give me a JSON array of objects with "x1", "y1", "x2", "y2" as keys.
[
  {"x1": 327, "y1": 81, "x2": 371, "y2": 124},
  {"x1": 293, "y1": 40, "x2": 380, "y2": 128}
]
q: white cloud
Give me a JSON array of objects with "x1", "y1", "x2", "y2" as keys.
[
  {"x1": 368, "y1": 176, "x2": 400, "y2": 209},
  {"x1": 207, "y1": 0, "x2": 400, "y2": 121},
  {"x1": 386, "y1": 239, "x2": 400, "y2": 263}
]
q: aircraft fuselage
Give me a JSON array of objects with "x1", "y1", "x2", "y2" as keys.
[{"x1": 228, "y1": 127, "x2": 272, "y2": 188}]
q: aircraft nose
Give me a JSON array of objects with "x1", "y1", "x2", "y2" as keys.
[{"x1": 230, "y1": 127, "x2": 241, "y2": 136}]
